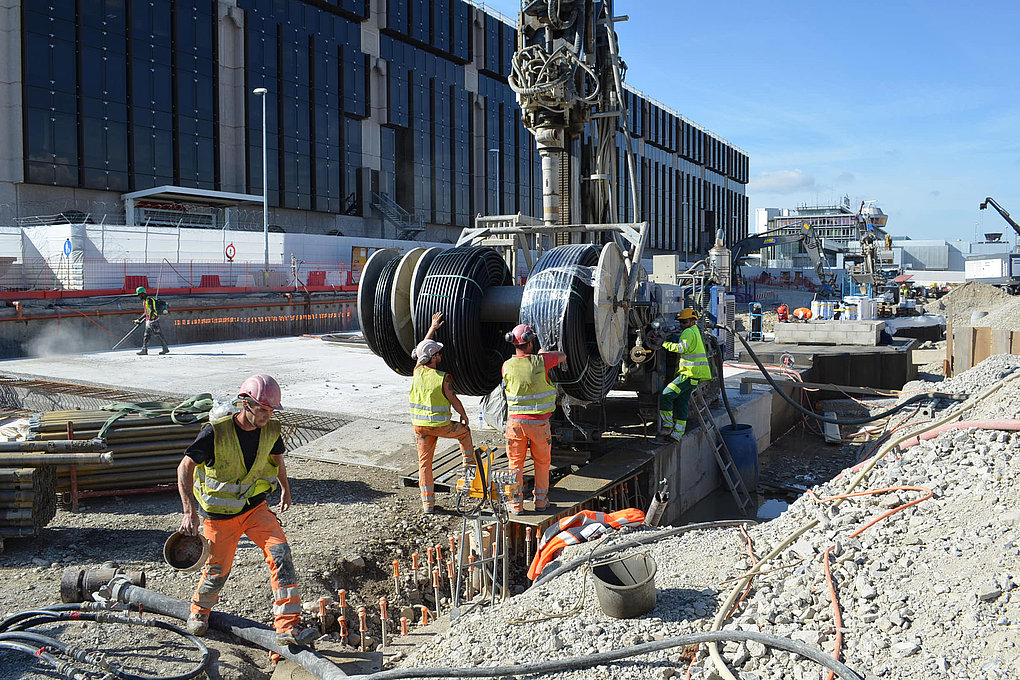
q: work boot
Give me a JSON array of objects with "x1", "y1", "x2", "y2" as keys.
[
  {"x1": 277, "y1": 627, "x2": 318, "y2": 648},
  {"x1": 186, "y1": 613, "x2": 209, "y2": 636},
  {"x1": 670, "y1": 427, "x2": 685, "y2": 443},
  {"x1": 159, "y1": 348, "x2": 170, "y2": 355},
  {"x1": 136, "y1": 349, "x2": 148, "y2": 356},
  {"x1": 421, "y1": 504, "x2": 435, "y2": 515}
]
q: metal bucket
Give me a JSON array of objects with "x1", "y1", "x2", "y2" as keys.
[
  {"x1": 163, "y1": 531, "x2": 210, "y2": 572},
  {"x1": 591, "y1": 552, "x2": 657, "y2": 619}
]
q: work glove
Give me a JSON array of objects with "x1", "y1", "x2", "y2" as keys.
[{"x1": 134, "y1": 319, "x2": 143, "y2": 325}]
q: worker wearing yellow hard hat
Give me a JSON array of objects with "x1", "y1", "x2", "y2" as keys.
[{"x1": 659, "y1": 308, "x2": 712, "y2": 442}]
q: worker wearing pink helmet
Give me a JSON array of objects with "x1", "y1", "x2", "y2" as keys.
[
  {"x1": 501, "y1": 323, "x2": 566, "y2": 514},
  {"x1": 176, "y1": 374, "x2": 315, "y2": 663}
]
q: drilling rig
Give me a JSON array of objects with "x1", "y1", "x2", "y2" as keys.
[{"x1": 357, "y1": 0, "x2": 723, "y2": 446}]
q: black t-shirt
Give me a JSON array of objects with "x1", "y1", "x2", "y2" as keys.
[{"x1": 185, "y1": 419, "x2": 285, "y2": 519}]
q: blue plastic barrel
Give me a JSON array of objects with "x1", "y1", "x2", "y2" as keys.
[{"x1": 719, "y1": 424, "x2": 758, "y2": 493}]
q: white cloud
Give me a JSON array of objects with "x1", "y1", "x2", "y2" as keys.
[
  {"x1": 748, "y1": 169, "x2": 815, "y2": 194},
  {"x1": 835, "y1": 171, "x2": 855, "y2": 184}
]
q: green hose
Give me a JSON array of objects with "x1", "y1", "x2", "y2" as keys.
[{"x1": 97, "y1": 394, "x2": 214, "y2": 439}]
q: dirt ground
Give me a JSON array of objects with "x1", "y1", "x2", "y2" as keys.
[{"x1": 0, "y1": 452, "x2": 477, "y2": 680}]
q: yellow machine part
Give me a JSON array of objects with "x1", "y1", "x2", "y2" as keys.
[{"x1": 457, "y1": 446, "x2": 499, "y2": 500}]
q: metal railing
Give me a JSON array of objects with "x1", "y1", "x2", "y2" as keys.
[{"x1": 370, "y1": 192, "x2": 425, "y2": 240}]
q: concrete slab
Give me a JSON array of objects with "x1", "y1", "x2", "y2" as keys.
[{"x1": 289, "y1": 418, "x2": 415, "y2": 470}]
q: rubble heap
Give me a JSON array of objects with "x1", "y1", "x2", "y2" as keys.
[{"x1": 402, "y1": 355, "x2": 1020, "y2": 679}]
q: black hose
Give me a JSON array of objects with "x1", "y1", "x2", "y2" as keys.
[
  {"x1": 0, "y1": 640, "x2": 81, "y2": 678},
  {"x1": 343, "y1": 629, "x2": 865, "y2": 680},
  {"x1": 530, "y1": 520, "x2": 753, "y2": 589},
  {"x1": 521, "y1": 245, "x2": 619, "y2": 401},
  {"x1": 705, "y1": 334, "x2": 737, "y2": 427},
  {"x1": 715, "y1": 324, "x2": 966, "y2": 425},
  {"x1": 373, "y1": 256, "x2": 415, "y2": 376},
  {"x1": 414, "y1": 247, "x2": 512, "y2": 396},
  {"x1": 0, "y1": 609, "x2": 209, "y2": 680},
  {"x1": 110, "y1": 582, "x2": 349, "y2": 680}
]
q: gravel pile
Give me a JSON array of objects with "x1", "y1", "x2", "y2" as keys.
[
  {"x1": 401, "y1": 356, "x2": 1020, "y2": 679},
  {"x1": 932, "y1": 282, "x2": 1014, "y2": 328}
]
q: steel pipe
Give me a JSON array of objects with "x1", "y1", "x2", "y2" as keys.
[
  {"x1": 0, "y1": 438, "x2": 106, "y2": 452},
  {"x1": 0, "y1": 451, "x2": 113, "y2": 466}
]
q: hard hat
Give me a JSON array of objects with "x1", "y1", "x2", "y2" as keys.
[
  {"x1": 505, "y1": 323, "x2": 537, "y2": 346},
  {"x1": 676, "y1": 308, "x2": 699, "y2": 321},
  {"x1": 238, "y1": 374, "x2": 283, "y2": 411},
  {"x1": 163, "y1": 531, "x2": 210, "y2": 572},
  {"x1": 413, "y1": 338, "x2": 443, "y2": 365},
  {"x1": 135, "y1": 286, "x2": 147, "y2": 295}
]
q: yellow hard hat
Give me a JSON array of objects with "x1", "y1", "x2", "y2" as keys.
[{"x1": 677, "y1": 308, "x2": 699, "y2": 321}]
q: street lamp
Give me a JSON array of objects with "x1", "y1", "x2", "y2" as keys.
[
  {"x1": 488, "y1": 147, "x2": 500, "y2": 214},
  {"x1": 252, "y1": 87, "x2": 269, "y2": 278}
]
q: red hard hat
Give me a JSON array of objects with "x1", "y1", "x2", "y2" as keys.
[
  {"x1": 506, "y1": 323, "x2": 537, "y2": 346},
  {"x1": 238, "y1": 374, "x2": 283, "y2": 411}
]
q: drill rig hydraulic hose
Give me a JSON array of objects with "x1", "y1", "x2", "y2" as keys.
[{"x1": 714, "y1": 325, "x2": 966, "y2": 425}]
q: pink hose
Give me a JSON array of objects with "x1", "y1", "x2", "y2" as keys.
[{"x1": 899, "y1": 420, "x2": 1020, "y2": 449}]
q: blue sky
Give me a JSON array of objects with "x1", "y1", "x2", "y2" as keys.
[{"x1": 481, "y1": 0, "x2": 1020, "y2": 242}]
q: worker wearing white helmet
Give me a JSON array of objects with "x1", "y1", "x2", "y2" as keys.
[
  {"x1": 408, "y1": 311, "x2": 474, "y2": 515},
  {"x1": 659, "y1": 309, "x2": 712, "y2": 442},
  {"x1": 176, "y1": 374, "x2": 315, "y2": 662}
]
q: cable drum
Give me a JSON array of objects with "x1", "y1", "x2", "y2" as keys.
[
  {"x1": 372, "y1": 256, "x2": 416, "y2": 376},
  {"x1": 414, "y1": 247, "x2": 512, "y2": 396},
  {"x1": 521, "y1": 244, "x2": 621, "y2": 401}
]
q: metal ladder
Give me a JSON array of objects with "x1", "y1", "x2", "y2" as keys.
[{"x1": 689, "y1": 388, "x2": 754, "y2": 516}]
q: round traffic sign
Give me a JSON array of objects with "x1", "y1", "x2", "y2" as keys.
[
  {"x1": 225, "y1": 243, "x2": 236, "y2": 260},
  {"x1": 63, "y1": 239, "x2": 72, "y2": 256}
]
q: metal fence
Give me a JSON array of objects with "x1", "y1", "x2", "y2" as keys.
[{"x1": 0, "y1": 258, "x2": 362, "y2": 293}]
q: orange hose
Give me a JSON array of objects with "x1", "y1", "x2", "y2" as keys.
[{"x1": 822, "y1": 546, "x2": 843, "y2": 680}]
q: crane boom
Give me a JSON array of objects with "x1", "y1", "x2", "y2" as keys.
[{"x1": 979, "y1": 197, "x2": 1020, "y2": 239}]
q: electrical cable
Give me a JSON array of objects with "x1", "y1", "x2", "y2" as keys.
[
  {"x1": 414, "y1": 247, "x2": 511, "y2": 396},
  {"x1": 342, "y1": 629, "x2": 865, "y2": 680},
  {"x1": 711, "y1": 324, "x2": 966, "y2": 425},
  {"x1": 372, "y1": 256, "x2": 415, "y2": 376}
]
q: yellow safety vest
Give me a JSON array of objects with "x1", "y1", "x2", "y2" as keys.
[
  {"x1": 143, "y1": 297, "x2": 160, "y2": 320},
  {"x1": 408, "y1": 366, "x2": 452, "y2": 427},
  {"x1": 193, "y1": 415, "x2": 281, "y2": 515},
  {"x1": 664, "y1": 325, "x2": 712, "y2": 381},
  {"x1": 502, "y1": 354, "x2": 556, "y2": 418}
]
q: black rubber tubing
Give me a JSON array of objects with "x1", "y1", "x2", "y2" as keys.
[
  {"x1": 530, "y1": 520, "x2": 753, "y2": 589},
  {"x1": 713, "y1": 324, "x2": 966, "y2": 425},
  {"x1": 0, "y1": 609, "x2": 210, "y2": 680},
  {"x1": 0, "y1": 640, "x2": 77, "y2": 677},
  {"x1": 341, "y1": 629, "x2": 865, "y2": 680},
  {"x1": 110, "y1": 583, "x2": 349, "y2": 680}
]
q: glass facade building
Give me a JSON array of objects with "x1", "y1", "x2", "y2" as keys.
[{"x1": 10, "y1": 0, "x2": 748, "y2": 253}]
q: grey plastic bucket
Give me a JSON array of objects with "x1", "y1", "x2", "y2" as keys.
[{"x1": 591, "y1": 553, "x2": 657, "y2": 619}]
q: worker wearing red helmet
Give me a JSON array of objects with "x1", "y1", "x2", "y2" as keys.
[
  {"x1": 176, "y1": 374, "x2": 315, "y2": 661},
  {"x1": 501, "y1": 324, "x2": 566, "y2": 514},
  {"x1": 408, "y1": 311, "x2": 474, "y2": 515}
]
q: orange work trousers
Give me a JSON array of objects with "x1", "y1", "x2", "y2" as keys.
[
  {"x1": 506, "y1": 418, "x2": 551, "y2": 512},
  {"x1": 414, "y1": 422, "x2": 473, "y2": 510},
  {"x1": 191, "y1": 502, "x2": 302, "y2": 638}
]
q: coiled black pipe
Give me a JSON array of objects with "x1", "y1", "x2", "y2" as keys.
[
  {"x1": 715, "y1": 324, "x2": 966, "y2": 425},
  {"x1": 0, "y1": 607, "x2": 209, "y2": 680},
  {"x1": 521, "y1": 245, "x2": 619, "y2": 401},
  {"x1": 373, "y1": 256, "x2": 415, "y2": 376},
  {"x1": 414, "y1": 247, "x2": 511, "y2": 395}
]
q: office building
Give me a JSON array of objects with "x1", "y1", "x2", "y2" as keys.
[{"x1": 0, "y1": 0, "x2": 748, "y2": 255}]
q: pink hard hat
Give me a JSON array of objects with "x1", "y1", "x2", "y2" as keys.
[
  {"x1": 238, "y1": 374, "x2": 283, "y2": 410},
  {"x1": 505, "y1": 323, "x2": 537, "y2": 346}
]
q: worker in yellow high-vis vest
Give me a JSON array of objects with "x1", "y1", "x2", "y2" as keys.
[
  {"x1": 408, "y1": 312, "x2": 473, "y2": 515},
  {"x1": 502, "y1": 324, "x2": 566, "y2": 514},
  {"x1": 176, "y1": 374, "x2": 316, "y2": 663},
  {"x1": 659, "y1": 308, "x2": 712, "y2": 442}
]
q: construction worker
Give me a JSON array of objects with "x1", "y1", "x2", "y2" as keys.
[
  {"x1": 502, "y1": 324, "x2": 566, "y2": 514},
  {"x1": 134, "y1": 286, "x2": 169, "y2": 355},
  {"x1": 176, "y1": 374, "x2": 315, "y2": 661},
  {"x1": 409, "y1": 311, "x2": 474, "y2": 515},
  {"x1": 659, "y1": 309, "x2": 712, "y2": 443}
]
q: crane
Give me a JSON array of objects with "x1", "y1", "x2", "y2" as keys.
[
  {"x1": 729, "y1": 223, "x2": 834, "y2": 293},
  {"x1": 979, "y1": 197, "x2": 1020, "y2": 241}
]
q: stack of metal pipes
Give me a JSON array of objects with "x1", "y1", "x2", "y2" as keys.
[
  {"x1": 0, "y1": 465, "x2": 57, "y2": 539},
  {"x1": 27, "y1": 410, "x2": 204, "y2": 492}
]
